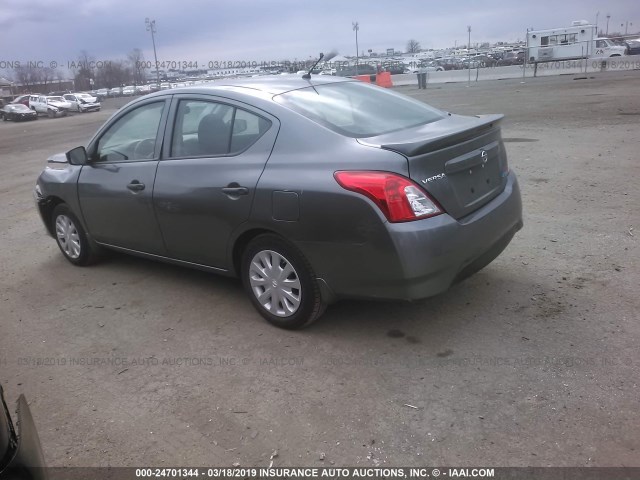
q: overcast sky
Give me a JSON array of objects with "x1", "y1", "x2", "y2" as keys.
[{"x1": 1, "y1": 0, "x2": 637, "y2": 72}]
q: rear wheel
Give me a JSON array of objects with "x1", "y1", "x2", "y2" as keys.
[
  {"x1": 241, "y1": 234, "x2": 326, "y2": 329},
  {"x1": 52, "y1": 204, "x2": 100, "y2": 266}
]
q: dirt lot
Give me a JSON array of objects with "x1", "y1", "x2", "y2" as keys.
[{"x1": 1, "y1": 70, "x2": 639, "y2": 467}]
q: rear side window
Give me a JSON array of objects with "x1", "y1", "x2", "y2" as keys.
[
  {"x1": 274, "y1": 81, "x2": 444, "y2": 138},
  {"x1": 170, "y1": 99, "x2": 271, "y2": 158}
]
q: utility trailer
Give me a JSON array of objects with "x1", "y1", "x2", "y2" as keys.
[{"x1": 526, "y1": 20, "x2": 627, "y2": 64}]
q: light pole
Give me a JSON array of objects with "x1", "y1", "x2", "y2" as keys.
[
  {"x1": 145, "y1": 17, "x2": 160, "y2": 87},
  {"x1": 352, "y1": 21, "x2": 359, "y2": 75},
  {"x1": 606, "y1": 14, "x2": 610, "y2": 35},
  {"x1": 595, "y1": 11, "x2": 600, "y2": 34},
  {"x1": 622, "y1": 22, "x2": 632, "y2": 35},
  {"x1": 467, "y1": 25, "x2": 471, "y2": 87}
]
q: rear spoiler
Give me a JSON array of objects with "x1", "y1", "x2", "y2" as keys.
[{"x1": 373, "y1": 114, "x2": 504, "y2": 157}]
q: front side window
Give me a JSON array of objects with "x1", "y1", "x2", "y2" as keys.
[
  {"x1": 170, "y1": 100, "x2": 271, "y2": 158},
  {"x1": 275, "y1": 81, "x2": 444, "y2": 138},
  {"x1": 96, "y1": 102, "x2": 165, "y2": 162}
]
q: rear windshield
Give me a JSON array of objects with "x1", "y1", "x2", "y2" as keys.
[{"x1": 274, "y1": 81, "x2": 444, "y2": 138}]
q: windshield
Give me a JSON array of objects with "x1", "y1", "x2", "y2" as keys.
[{"x1": 274, "y1": 81, "x2": 444, "y2": 138}]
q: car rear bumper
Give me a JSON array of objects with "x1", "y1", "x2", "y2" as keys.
[{"x1": 312, "y1": 172, "x2": 523, "y2": 301}]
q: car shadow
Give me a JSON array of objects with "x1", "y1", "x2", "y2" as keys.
[{"x1": 45, "y1": 249, "x2": 550, "y2": 348}]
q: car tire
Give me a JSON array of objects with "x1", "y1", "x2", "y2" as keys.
[
  {"x1": 47, "y1": 109, "x2": 54, "y2": 118},
  {"x1": 241, "y1": 234, "x2": 327, "y2": 329},
  {"x1": 51, "y1": 204, "x2": 101, "y2": 266}
]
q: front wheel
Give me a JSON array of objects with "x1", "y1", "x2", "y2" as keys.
[
  {"x1": 52, "y1": 204, "x2": 101, "y2": 266},
  {"x1": 241, "y1": 234, "x2": 327, "y2": 329}
]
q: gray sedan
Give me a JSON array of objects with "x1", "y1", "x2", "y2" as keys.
[{"x1": 34, "y1": 76, "x2": 522, "y2": 329}]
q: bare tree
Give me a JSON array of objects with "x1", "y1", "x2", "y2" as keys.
[
  {"x1": 127, "y1": 48, "x2": 145, "y2": 85},
  {"x1": 13, "y1": 66, "x2": 41, "y2": 90},
  {"x1": 95, "y1": 60, "x2": 131, "y2": 89},
  {"x1": 40, "y1": 67, "x2": 57, "y2": 91},
  {"x1": 72, "y1": 50, "x2": 96, "y2": 91},
  {"x1": 55, "y1": 70, "x2": 66, "y2": 90},
  {"x1": 406, "y1": 39, "x2": 421, "y2": 54}
]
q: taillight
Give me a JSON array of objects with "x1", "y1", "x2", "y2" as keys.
[{"x1": 334, "y1": 171, "x2": 443, "y2": 222}]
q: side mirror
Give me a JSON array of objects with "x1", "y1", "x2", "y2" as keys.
[{"x1": 66, "y1": 146, "x2": 88, "y2": 165}]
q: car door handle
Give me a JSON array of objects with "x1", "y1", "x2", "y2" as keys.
[
  {"x1": 222, "y1": 186, "x2": 249, "y2": 196},
  {"x1": 127, "y1": 181, "x2": 145, "y2": 192}
]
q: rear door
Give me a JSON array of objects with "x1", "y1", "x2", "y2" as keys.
[
  {"x1": 153, "y1": 95, "x2": 278, "y2": 269},
  {"x1": 78, "y1": 97, "x2": 171, "y2": 254}
]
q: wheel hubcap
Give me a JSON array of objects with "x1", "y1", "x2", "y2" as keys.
[
  {"x1": 249, "y1": 250, "x2": 301, "y2": 317},
  {"x1": 55, "y1": 215, "x2": 81, "y2": 259}
]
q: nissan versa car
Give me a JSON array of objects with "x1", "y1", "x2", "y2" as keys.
[{"x1": 35, "y1": 76, "x2": 522, "y2": 329}]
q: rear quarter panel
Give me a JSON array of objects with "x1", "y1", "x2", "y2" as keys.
[{"x1": 244, "y1": 108, "x2": 412, "y2": 294}]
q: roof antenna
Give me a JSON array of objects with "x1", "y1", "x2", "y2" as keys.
[{"x1": 303, "y1": 53, "x2": 324, "y2": 79}]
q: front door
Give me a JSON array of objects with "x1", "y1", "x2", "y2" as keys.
[{"x1": 78, "y1": 99, "x2": 169, "y2": 254}]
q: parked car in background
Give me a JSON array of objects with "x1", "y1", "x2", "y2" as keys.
[
  {"x1": 95, "y1": 88, "x2": 109, "y2": 100},
  {"x1": 473, "y1": 54, "x2": 499, "y2": 67},
  {"x1": 461, "y1": 57, "x2": 484, "y2": 69},
  {"x1": 408, "y1": 60, "x2": 445, "y2": 73},
  {"x1": 11, "y1": 94, "x2": 31, "y2": 107},
  {"x1": 108, "y1": 87, "x2": 121, "y2": 97},
  {"x1": 29, "y1": 95, "x2": 71, "y2": 118},
  {"x1": 497, "y1": 51, "x2": 524, "y2": 66},
  {"x1": 35, "y1": 76, "x2": 522, "y2": 329},
  {"x1": 435, "y1": 58, "x2": 464, "y2": 70},
  {"x1": 63, "y1": 93, "x2": 101, "y2": 113},
  {"x1": 1, "y1": 103, "x2": 38, "y2": 121},
  {"x1": 380, "y1": 62, "x2": 406, "y2": 75},
  {"x1": 625, "y1": 38, "x2": 640, "y2": 55},
  {"x1": 335, "y1": 64, "x2": 377, "y2": 77},
  {"x1": 122, "y1": 86, "x2": 136, "y2": 96}
]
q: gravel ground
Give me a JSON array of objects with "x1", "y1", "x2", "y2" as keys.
[{"x1": 0, "y1": 70, "x2": 639, "y2": 467}]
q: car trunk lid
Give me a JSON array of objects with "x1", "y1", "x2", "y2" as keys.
[{"x1": 358, "y1": 114, "x2": 508, "y2": 219}]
